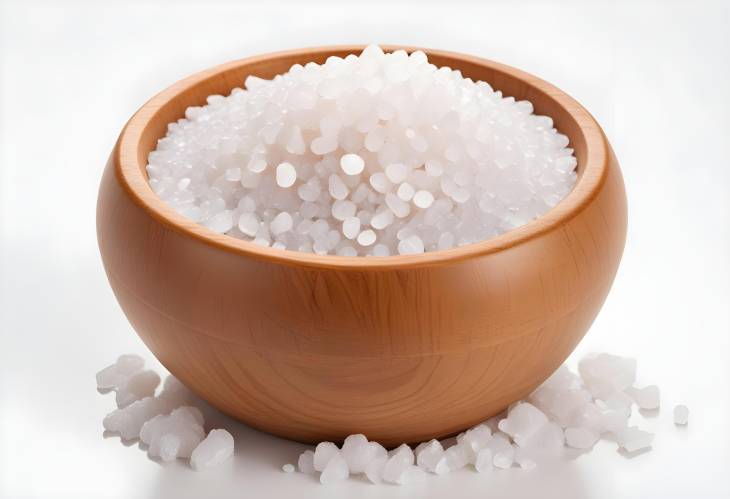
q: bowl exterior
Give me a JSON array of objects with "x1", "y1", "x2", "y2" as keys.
[{"x1": 97, "y1": 141, "x2": 626, "y2": 447}]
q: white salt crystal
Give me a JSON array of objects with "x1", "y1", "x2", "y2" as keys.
[
  {"x1": 328, "y1": 174, "x2": 349, "y2": 200},
  {"x1": 397, "y1": 182, "x2": 415, "y2": 201},
  {"x1": 313, "y1": 442, "x2": 339, "y2": 472},
  {"x1": 579, "y1": 353, "x2": 637, "y2": 399},
  {"x1": 270, "y1": 212, "x2": 293, "y2": 235},
  {"x1": 370, "y1": 208, "x2": 394, "y2": 230},
  {"x1": 298, "y1": 450, "x2": 316, "y2": 473},
  {"x1": 357, "y1": 229, "x2": 376, "y2": 246},
  {"x1": 238, "y1": 213, "x2": 259, "y2": 237},
  {"x1": 286, "y1": 126, "x2": 306, "y2": 154},
  {"x1": 396, "y1": 465, "x2": 426, "y2": 485},
  {"x1": 383, "y1": 444, "x2": 414, "y2": 483},
  {"x1": 413, "y1": 190, "x2": 434, "y2": 209},
  {"x1": 415, "y1": 439, "x2": 446, "y2": 473},
  {"x1": 385, "y1": 163, "x2": 408, "y2": 183},
  {"x1": 513, "y1": 448, "x2": 537, "y2": 470},
  {"x1": 115, "y1": 370, "x2": 160, "y2": 408},
  {"x1": 369, "y1": 172, "x2": 391, "y2": 193},
  {"x1": 498, "y1": 402, "x2": 549, "y2": 447},
  {"x1": 341, "y1": 434, "x2": 378, "y2": 474},
  {"x1": 564, "y1": 427, "x2": 600, "y2": 449},
  {"x1": 140, "y1": 406, "x2": 205, "y2": 461},
  {"x1": 204, "y1": 210, "x2": 234, "y2": 233},
  {"x1": 614, "y1": 426, "x2": 653, "y2": 453},
  {"x1": 398, "y1": 235, "x2": 424, "y2": 255},
  {"x1": 340, "y1": 153, "x2": 365, "y2": 175},
  {"x1": 320, "y1": 453, "x2": 349, "y2": 484},
  {"x1": 282, "y1": 463, "x2": 295, "y2": 473},
  {"x1": 311, "y1": 136, "x2": 338, "y2": 155},
  {"x1": 443, "y1": 443, "x2": 469, "y2": 471},
  {"x1": 342, "y1": 217, "x2": 361, "y2": 240},
  {"x1": 103, "y1": 395, "x2": 180, "y2": 441},
  {"x1": 625, "y1": 385, "x2": 660, "y2": 410},
  {"x1": 276, "y1": 162, "x2": 297, "y2": 188},
  {"x1": 332, "y1": 200, "x2": 357, "y2": 220},
  {"x1": 673, "y1": 404, "x2": 689, "y2": 425},
  {"x1": 474, "y1": 448, "x2": 493, "y2": 473},
  {"x1": 364, "y1": 455, "x2": 388, "y2": 484},
  {"x1": 190, "y1": 429, "x2": 234, "y2": 471},
  {"x1": 96, "y1": 354, "x2": 144, "y2": 390},
  {"x1": 493, "y1": 445, "x2": 515, "y2": 469},
  {"x1": 372, "y1": 244, "x2": 390, "y2": 256},
  {"x1": 385, "y1": 192, "x2": 410, "y2": 218},
  {"x1": 459, "y1": 424, "x2": 492, "y2": 461}
]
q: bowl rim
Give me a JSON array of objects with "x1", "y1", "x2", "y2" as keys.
[{"x1": 114, "y1": 44, "x2": 609, "y2": 270}]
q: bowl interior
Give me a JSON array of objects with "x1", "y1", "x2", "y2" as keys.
[{"x1": 120, "y1": 45, "x2": 605, "y2": 268}]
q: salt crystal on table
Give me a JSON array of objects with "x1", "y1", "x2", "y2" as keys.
[
  {"x1": 565, "y1": 427, "x2": 600, "y2": 449},
  {"x1": 474, "y1": 448, "x2": 493, "y2": 473},
  {"x1": 103, "y1": 395, "x2": 180, "y2": 440},
  {"x1": 493, "y1": 445, "x2": 515, "y2": 469},
  {"x1": 458, "y1": 424, "x2": 492, "y2": 461},
  {"x1": 96, "y1": 354, "x2": 144, "y2": 390},
  {"x1": 313, "y1": 442, "x2": 340, "y2": 472},
  {"x1": 513, "y1": 447, "x2": 537, "y2": 470},
  {"x1": 579, "y1": 353, "x2": 637, "y2": 399},
  {"x1": 282, "y1": 463, "x2": 295, "y2": 473},
  {"x1": 498, "y1": 402, "x2": 549, "y2": 447},
  {"x1": 673, "y1": 404, "x2": 689, "y2": 425},
  {"x1": 625, "y1": 385, "x2": 660, "y2": 410},
  {"x1": 614, "y1": 426, "x2": 653, "y2": 453},
  {"x1": 364, "y1": 454, "x2": 388, "y2": 484},
  {"x1": 115, "y1": 370, "x2": 160, "y2": 408},
  {"x1": 443, "y1": 442, "x2": 469, "y2": 471},
  {"x1": 298, "y1": 450, "x2": 316, "y2": 473},
  {"x1": 383, "y1": 444, "x2": 415, "y2": 483},
  {"x1": 395, "y1": 465, "x2": 426, "y2": 485},
  {"x1": 190, "y1": 429, "x2": 235, "y2": 471},
  {"x1": 140, "y1": 406, "x2": 205, "y2": 461},
  {"x1": 341, "y1": 434, "x2": 380, "y2": 474},
  {"x1": 415, "y1": 439, "x2": 446, "y2": 473},
  {"x1": 320, "y1": 453, "x2": 349, "y2": 484}
]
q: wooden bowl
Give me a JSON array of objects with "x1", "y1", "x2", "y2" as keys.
[{"x1": 97, "y1": 45, "x2": 627, "y2": 447}]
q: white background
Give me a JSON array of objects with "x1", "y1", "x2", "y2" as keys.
[{"x1": 1, "y1": 0, "x2": 729, "y2": 497}]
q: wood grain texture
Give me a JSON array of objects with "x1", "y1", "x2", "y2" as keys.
[{"x1": 97, "y1": 46, "x2": 627, "y2": 446}]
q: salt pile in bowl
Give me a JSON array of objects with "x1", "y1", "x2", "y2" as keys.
[{"x1": 146, "y1": 45, "x2": 577, "y2": 256}]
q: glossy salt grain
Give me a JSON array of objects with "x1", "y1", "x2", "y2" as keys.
[
  {"x1": 147, "y1": 45, "x2": 577, "y2": 256},
  {"x1": 190, "y1": 429, "x2": 235, "y2": 471},
  {"x1": 115, "y1": 370, "x2": 161, "y2": 408},
  {"x1": 96, "y1": 354, "x2": 144, "y2": 390},
  {"x1": 140, "y1": 406, "x2": 205, "y2": 461},
  {"x1": 673, "y1": 404, "x2": 689, "y2": 425}
]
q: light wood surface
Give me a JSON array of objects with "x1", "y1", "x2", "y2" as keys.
[{"x1": 96, "y1": 46, "x2": 627, "y2": 446}]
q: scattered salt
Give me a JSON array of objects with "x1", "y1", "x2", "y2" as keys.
[
  {"x1": 190, "y1": 429, "x2": 235, "y2": 471},
  {"x1": 113, "y1": 370, "x2": 160, "y2": 408},
  {"x1": 97, "y1": 350, "x2": 679, "y2": 482},
  {"x1": 96, "y1": 354, "x2": 144, "y2": 391},
  {"x1": 673, "y1": 404, "x2": 689, "y2": 425}
]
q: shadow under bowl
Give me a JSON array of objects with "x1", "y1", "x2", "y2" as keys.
[{"x1": 97, "y1": 45, "x2": 627, "y2": 447}]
